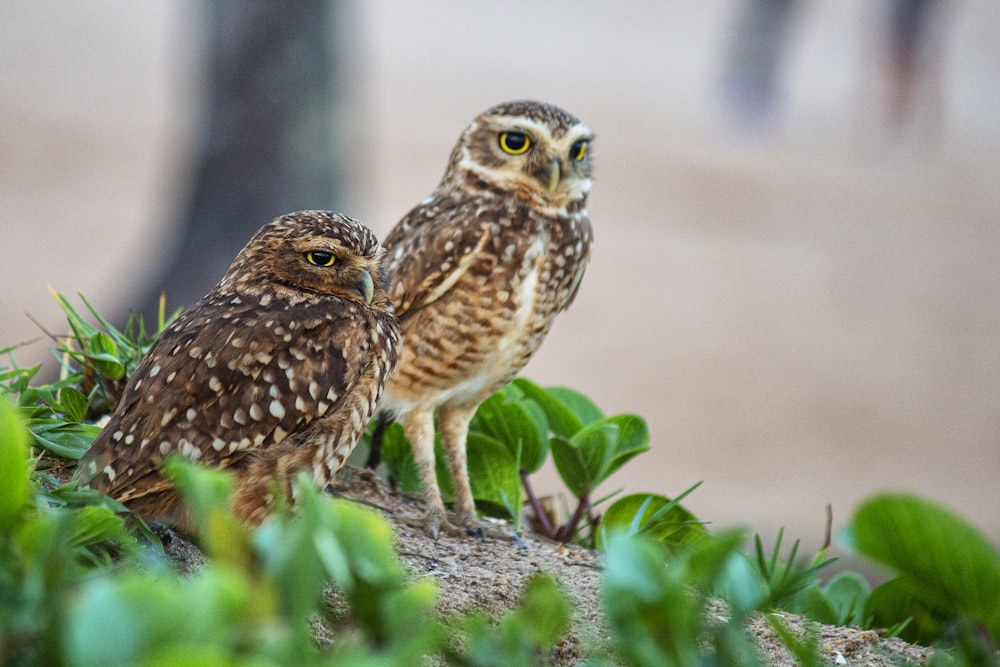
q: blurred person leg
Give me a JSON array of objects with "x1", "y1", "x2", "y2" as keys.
[{"x1": 718, "y1": 0, "x2": 800, "y2": 140}]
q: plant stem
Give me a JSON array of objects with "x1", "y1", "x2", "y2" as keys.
[
  {"x1": 556, "y1": 491, "x2": 590, "y2": 543},
  {"x1": 520, "y1": 470, "x2": 555, "y2": 538}
]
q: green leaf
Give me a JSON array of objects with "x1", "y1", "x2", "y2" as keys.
[
  {"x1": 466, "y1": 432, "x2": 521, "y2": 521},
  {"x1": 822, "y1": 572, "x2": 871, "y2": 626},
  {"x1": 58, "y1": 386, "x2": 89, "y2": 422},
  {"x1": 69, "y1": 505, "x2": 131, "y2": 550},
  {"x1": 85, "y1": 331, "x2": 126, "y2": 380},
  {"x1": 853, "y1": 492, "x2": 1000, "y2": 637},
  {"x1": 598, "y1": 492, "x2": 706, "y2": 551},
  {"x1": 511, "y1": 378, "x2": 583, "y2": 438},
  {"x1": 599, "y1": 414, "x2": 650, "y2": 481},
  {"x1": 0, "y1": 397, "x2": 30, "y2": 530},
  {"x1": 162, "y1": 458, "x2": 251, "y2": 569},
  {"x1": 507, "y1": 574, "x2": 570, "y2": 648},
  {"x1": 545, "y1": 386, "x2": 604, "y2": 425},
  {"x1": 601, "y1": 531, "x2": 704, "y2": 665},
  {"x1": 63, "y1": 567, "x2": 257, "y2": 667},
  {"x1": 570, "y1": 421, "x2": 619, "y2": 490},
  {"x1": 471, "y1": 389, "x2": 548, "y2": 473},
  {"x1": 865, "y1": 576, "x2": 939, "y2": 643},
  {"x1": 27, "y1": 419, "x2": 101, "y2": 459},
  {"x1": 550, "y1": 436, "x2": 590, "y2": 497}
]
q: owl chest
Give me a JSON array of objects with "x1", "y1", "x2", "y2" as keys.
[{"x1": 440, "y1": 236, "x2": 551, "y2": 384}]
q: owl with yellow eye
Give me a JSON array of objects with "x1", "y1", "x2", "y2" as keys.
[{"x1": 369, "y1": 100, "x2": 595, "y2": 538}]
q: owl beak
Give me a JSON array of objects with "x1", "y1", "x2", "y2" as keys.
[
  {"x1": 547, "y1": 159, "x2": 561, "y2": 193},
  {"x1": 353, "y1": 269, "x2": 375, "y2": 304}
]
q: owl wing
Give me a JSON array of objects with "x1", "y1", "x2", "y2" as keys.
[
  {"x1": 382, "y1": 199, "x2": 499, "y2": 321},
  {"x1": 77, "y1": 297, "x2": 361, "y2": 504}
]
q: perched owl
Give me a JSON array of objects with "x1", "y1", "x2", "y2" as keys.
[
  {"x1": 75, "y1": 211, "x2": 399, "y2": 528},
  {"x1": 373, "y1": 100, "x2": 594, "y2": 538}
]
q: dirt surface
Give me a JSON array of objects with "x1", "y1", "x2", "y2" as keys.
[{"x1": 156, "y1": 467, "x2": 931, "y2": 666}]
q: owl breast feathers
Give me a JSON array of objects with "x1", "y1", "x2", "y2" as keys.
[
  {"x1": 374, "y1": 100, "x2": 594, "y2": 538},
  {"x1": 75, "y1": 210, "x2": 399, "y2": 527}
]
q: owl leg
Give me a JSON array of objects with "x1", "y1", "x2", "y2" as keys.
[
  {"x1": 437, "y1": 405, "x2": 478, "y2": 528},
  {"x1": 401, "y1": 408, "x2": 450, "y2": 538}
]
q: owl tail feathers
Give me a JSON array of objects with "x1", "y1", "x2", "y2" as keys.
[{"x1": 364, "y1": 412, "x2": 395, "y2": 470}]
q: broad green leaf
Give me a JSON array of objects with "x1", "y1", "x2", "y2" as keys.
[
  {"x1": 471, "y1": 390, "x2": 547, "y2": 473},
  {"x1": 865, "y1": 576, "x2": 942, "y2": 643},
  {"x1": 254, "y1": 480, "x2": 325, "y2": 626},
  {"x1": 63, "y1": 568, "x2": 255, "y2": 667},
  {"x1": 511, "y1": 378, "x2": 583, "y2": 438},
  {"x1": 853, "y1": 492, "x2": 1000, "y2": 636},
  {"x1": 85, "y1": 331, "x2": 126, "y2": 380},
  {"x1": 69, "y1": 505, "x2": 130, "y2": 550},
  {"x1": 570, "y1": 421, "x2": 619, "y2": 489},
  {"x1": 545, "y1": 386, "x2": 604, "y2": 425},
  {"x1": 598, "y1": 492, "x2": 706, "y2": 550},
  {"x1": 550, "y1": 436, "x2": 590, "y2": 497},
  {"x1": 466, "y1": 432, "x2": 521, "y2": 520},
  {"x1": 163, "y1": 458, "x2": 251, "y2": 569},
  {"x1": 560, "y1": 416, "x2": 651, "y2": 494},
  {"x1": 600, "y1": 414, "x2": 650, "y2": 480},
  {"x1": 796, "y1": 586, "x2": 839, "y2": 626},
  {"x1": 508, "y1": 574, "x2": 570, "y2": 648},
  {"x1": 27, "y1": 419, "x2": 101, "y2": 459},
  {"x1": 323, "y1": 499, "x2": 404, "y2": 588},
  {"x1": 822, "y1": 572, "x2": 871, "y2": 626},
  {"x1": 58, "y1": 385, "x2": 89, "y2": 422},
  {"x1": 0, "y1": 397, "x2": 29, "y2": 530},
  {"x1": 601, "y1": 531, "x2": 703, "y2": 666}
]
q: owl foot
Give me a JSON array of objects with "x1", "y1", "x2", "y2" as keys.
[{"x1": 425, "y1": 510, "x2": 519, "y2": 543}]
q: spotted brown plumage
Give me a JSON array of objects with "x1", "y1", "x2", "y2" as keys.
[
  {"x1": 75, "y1": 211, "x2": 399, "y2": 527},
  {"x1": 375, "y1": 100, "x2": 594, "y2": 538}
]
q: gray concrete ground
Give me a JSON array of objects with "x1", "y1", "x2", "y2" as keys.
[{"x1": 2, "y1": 1, "x2": 998, "y2": 555}]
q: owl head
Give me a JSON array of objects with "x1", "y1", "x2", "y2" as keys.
[
  {"x1": 443, "y1": 100, "x2": 593, "y2": 210},
  {"x1": 218, "y1": 210, "x2": 391, "y2": 308}
]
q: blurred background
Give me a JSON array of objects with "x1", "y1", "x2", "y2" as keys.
[{"x1": 2, "y1": 1, "x2": 998, "y2": 557}]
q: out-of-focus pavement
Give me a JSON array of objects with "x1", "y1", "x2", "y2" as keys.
[{"x1": 2, "y1": 1, "x2": 998, "y2": 554}]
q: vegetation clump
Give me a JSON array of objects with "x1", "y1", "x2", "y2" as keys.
[{"x1": 1, "y1": 294, "x2": 997, "y2": 665}]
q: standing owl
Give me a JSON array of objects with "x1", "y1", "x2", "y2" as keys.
[
  {"x1": 374, "y1": 100, "x2": 594, "y2": 538},
  {"x1": 75, "y1": 211, "x2": 399, "y2": 528}
]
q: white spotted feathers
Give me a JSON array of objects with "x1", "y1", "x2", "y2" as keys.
[{"x1": 75, "y1": 210, "x2": 399, "y2": 526}]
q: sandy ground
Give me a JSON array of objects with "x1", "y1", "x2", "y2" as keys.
[{"x1": 2, "y1": 1, "x2": 998, "y2": 560}]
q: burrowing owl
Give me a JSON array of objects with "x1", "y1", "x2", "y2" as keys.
[
  {"x1": 374, "y1": 100, "x2": 594, "y2": 538},
  {"x1": 75, "y1": 211, "x2": 399, "y2": 527}
]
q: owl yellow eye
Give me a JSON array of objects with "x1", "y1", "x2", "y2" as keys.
[
  {"x1": 570, "y1": 140, "x2": 588, "y2": 162},
  {"x1": 498, "y1": 131, "x2": 531, "y2": 155},
  {"x1": 305, "y1": 251, "x2": 336, "y2": 267}
]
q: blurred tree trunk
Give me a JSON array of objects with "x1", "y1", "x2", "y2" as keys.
[{"x1": 134, "y1": 0, "x2": 342, "y2": 321}]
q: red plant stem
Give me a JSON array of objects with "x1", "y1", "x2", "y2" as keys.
[
  {"x1": 520, "y1": 470, "x2": 555, "y2": 538},
  {"x1": 556, "y1": 492, "x2": 590, "y2": 543}
]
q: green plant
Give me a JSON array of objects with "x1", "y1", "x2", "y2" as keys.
[
  {"x1": 601, "y1": 527, "x2": 773, "y2": 666},
  {"x1": 446, "y1": 574, "x2": 571, "y2": 667},
  {"x1": 748, "y1": 528, "x2": 837, "y2": 612},
  {"x1": 1, "y1": 291, "x2": 178, "y2": 463},
  {"x1": 0, "y1": 398, "x2": 139, "y2": 666},
  {"x1": 850, "y1": 493, "x2": 1000, "y2": 661},
  {"x1": 595, "y1": 485, "x2": 708, "y2": 551},
  {"x1": 375, "y1": 378, "x2": 662, "y2": 545},
  {"x1": 8, "y1": 290, "x2": 1000, "y2": 665}
]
